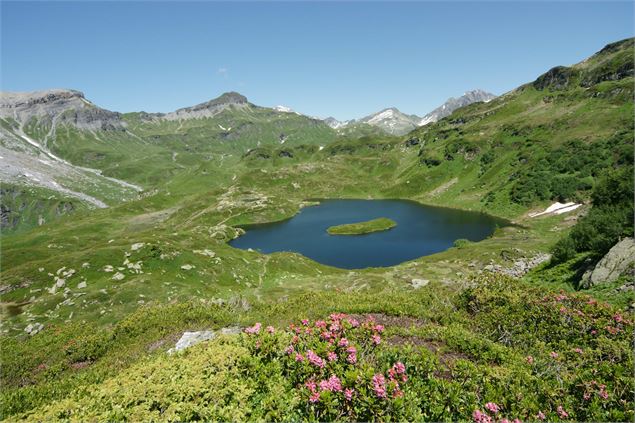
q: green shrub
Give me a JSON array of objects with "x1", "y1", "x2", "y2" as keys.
[{"x1": 453, "y1": 239, "x2": 472, "y2": 249}]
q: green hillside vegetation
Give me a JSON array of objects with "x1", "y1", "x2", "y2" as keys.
[
  {"x1": 327, "y1": 218, "x2": 397, "y2": 235},
  {"x1": 0, "y1": 38, "x2": 633, "y2": 421}
]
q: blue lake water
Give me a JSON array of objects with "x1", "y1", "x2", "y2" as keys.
[{"x1": 229, "y1": 199, "x2": 507, "y2": 269}]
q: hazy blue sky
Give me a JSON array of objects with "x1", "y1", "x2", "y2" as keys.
[{"x1": 2, "y1": 1, "x2": 633, "y2": 119}]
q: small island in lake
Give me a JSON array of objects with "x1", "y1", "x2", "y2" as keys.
[{"x1": 327, "y1": 217, "x2": 397, "y2": 235}]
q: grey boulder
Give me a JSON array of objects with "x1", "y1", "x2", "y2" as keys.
[{"x1": 581, "y1": 238, "x2": 635, "y2": 288}]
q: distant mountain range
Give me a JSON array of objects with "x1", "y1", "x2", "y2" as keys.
[
  {"x1": 0, "y1": 87, "x2": 497, "y2": 137},
  {"x1": 323, "y1": 89, "x2": 497, "y2": 135}
]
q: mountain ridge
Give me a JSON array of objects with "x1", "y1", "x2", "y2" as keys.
[{"x1": 418, "y1": 89, "x2": 497, "y2": 126}]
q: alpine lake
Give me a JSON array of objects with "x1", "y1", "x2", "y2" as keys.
[{"x1": 230, "y1": 199, "x2": 508, "y2": 269}]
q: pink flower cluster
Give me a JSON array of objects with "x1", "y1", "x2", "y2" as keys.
[
  {"x1": 473, "y1": 403, "x2": 521, "y2": 423},
  {"x1": 346, "y1": 345, "x2": 357, "y2": 364},
  {"x1": 305, "y1": 376, "x2": 343, "y2": 404},
  {"x1": 306, "y1": 349, "x2": 325, "y2": 368},
  {"x1": 371, "y1": 361, "x2": 407, "y2": 399},
  {"x1": 583, "y1": 380, "x2": 610, "y2": 401},
  {"x1": 485, "y1": 402, "x2": 500, "y2": 414},
  {"x1": 318, "y1": 375, "x2": 343, "y2": 392},
  {"x1": 287, "y1": 313, "x2": 408, "y2": 406},
  {"x1": 244, "y1": 322, "x2": 262, "y2": 334},
  {"x1": 556, "y1": 405, "x2": 568, "y2": 419},
  {"x1": 372, "y1": 373, "x2": 387, "y2": 398}
]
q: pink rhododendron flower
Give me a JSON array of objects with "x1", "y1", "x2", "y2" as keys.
[
  {"x1": 574, "y1": 348, "x2": 583, "y2": 354},
  {"x1": 344, "y1": 388, "x2": 354, "y2": 401},
  {"x1": 315, "y1": 320, "x2": 327, "y2": 329},
  {"x1": 309, "y1": 391, "x2": 320, "y2": 403},
  {"x1": 583, "y1": 392, "x2": 591, "y2": 401},
  {"x1": 295, "y1": 353, "x2": 305, "y2": 362},
  {"x1": 374, "y1": 324, "x2": 384, "y2": 333},
  {"x1": 326, "y1": 375, "x2": 343, "y2": 392},
  {"x1": 591, "y1": 329, "x2": 597, "y2": 335},
  {"x1": 338, "y1": 338, "x2": 349, "y2": 347},
  {"x1": 598, "y1": 387, "x2": 609, "y2": 400},
  {"x1": 550, "y1": 351, "x2": 559, "y2": 359},
  {"x1": 372, "y1": 334, "x2": 381, "y2": 345},
  {"x1": 614, "y1": 313, "x2": 623, "y2": 323},
  {"x1": 301, "y1": 319, "x2": 309, "y2": 326},
  {"x1": 512, "y1": 419, "x2": 522, "y2": 423},
  {"x1": 347, "y1": 353, "x2": 357, "y2": 364},
  {"x1": 473, "y1": 409, "x2": 485, "y2": 422},
  {"x1": 348, "y1": 318, "x2": 360, "y2": 328},
  {"x1": 557, "y1": 406, "x2": 568, "y2": 418},
  {"x1": 500, "y1": 419, "x2": 510, "y2": 423},
  {"x1": 346, "y1": 346, "x2": 357, "y2": 354},
  {"x1": 526, "y1": 355, "x2": 534, "y2": 364},
  {"x1": 266, "y1": 325, "x2": 275, "y2": 334},
  {"x1": 327, "y1": 351, "x2": 337, "y2": 362},
  {"x1": 305, "y1": 380, "x2": 317, "y2": 391},
  {"x1": 536, "y1": 411, "x2": 546, "y2": 420},
  {"x1": 307, "y1": 350, "x2": 325, "y2": 368},
  {"x1": 485, "y1": 402, "x2": 500, "y2": 414},
  {"x1": 244, "y1": 322, "x2": 262, "y2": 334},
  {"x1": 285, "y1": 345, "x2": 295, "y2": 355},
  {"x1": 330, "y1": 312, "x2": 346, "y2": 321},
  {"x1": 292, "y1": 335, "x2": 299, "y2": 344},
  {"x1": 394, "y1": 362, "x2": 406, "y2": 374},
  {"x1": 372, "y1": 373, "x2": 387, "y2": 398}
]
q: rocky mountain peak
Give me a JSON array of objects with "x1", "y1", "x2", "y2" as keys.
[
  {"x1": 214, "y1": 91, "x2": 248, "y2": 106},
  {"x1": 0, "y1": 89, "x2": 125, "y2": 131},
  {"x1": 419, "y1": 89, "x2": 496, "y2": 126},
  {"x1": 163, "y1": 91, "x2": 250, "y2": 121}
]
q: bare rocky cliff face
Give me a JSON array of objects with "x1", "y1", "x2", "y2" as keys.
[{"x1": 0, "y1": 89, "x2": 126, "y2": 131}]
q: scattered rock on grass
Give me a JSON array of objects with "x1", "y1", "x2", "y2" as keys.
[
  {"x1": 410, "y1": 279, "x2": 429, "y2": 289},
  {"x1": 168, "y1": 327, "x2": 241, "y2": 354},
  {"x1": 112, "y1": 272, "x2": 125, "y2": 281},
  {"x1": 24, "y1": 322, "x2": 44, "y2": 335},
  {"x1": 131, "y1": 242, "x2": 145, "y2": 251}
]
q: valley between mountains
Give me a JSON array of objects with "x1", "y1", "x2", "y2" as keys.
[{"x1": 0, "y1": 38, "x2": 633, "y2": 421}]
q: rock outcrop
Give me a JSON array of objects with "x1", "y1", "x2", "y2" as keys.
[
  {"x1": 533, "y1": 66, "x2": 577, "y2": 91},
  {"x1": 580, "y1": 238, "x2": 635, "y2": 288},
  {"x1": 168, "y1": 327, "x2": 241, "y2": 354}
]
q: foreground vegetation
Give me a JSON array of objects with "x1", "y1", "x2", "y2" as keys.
[
  {"x1": 2, "y1": 276, "x2": 632, "y2": 421},
  {"x1": 327, "y1": 218, "x2": 397, "y2": 235}
]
